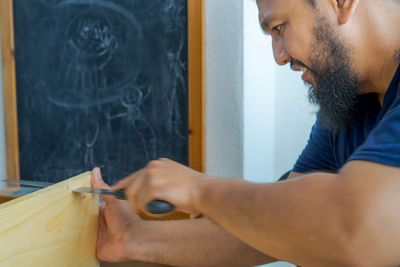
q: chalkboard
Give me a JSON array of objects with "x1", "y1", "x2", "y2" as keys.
[{"x1": 8, "y1": 0, "x2": 196, "y2": 185}]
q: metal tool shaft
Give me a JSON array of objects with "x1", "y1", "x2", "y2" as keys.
[{"x1": 2, "y1": 180, "x2": 174, "y2": 214}]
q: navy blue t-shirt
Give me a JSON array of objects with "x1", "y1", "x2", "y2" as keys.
[{"x1": 293, "y1": 63, "x2": 400, "y2": 173}]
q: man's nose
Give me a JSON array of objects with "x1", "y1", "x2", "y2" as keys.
[{"x1": 273, "y1": 41, "x2": 291, "y2": 66}]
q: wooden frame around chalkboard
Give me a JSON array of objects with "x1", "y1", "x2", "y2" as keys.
[{"x1": 0, "y1": 0, "x2": 205, "y2": 180}]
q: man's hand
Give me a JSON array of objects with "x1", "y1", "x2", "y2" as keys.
[
  {"x1": 92, "y1": 165, "x2": 277, "y2": 266},
  {"x1": 92, "y1": 167, "x2": 143, "y2": 262},
  {"x1": 111, "y1": 158, "x2": 209, "y2": 216}
]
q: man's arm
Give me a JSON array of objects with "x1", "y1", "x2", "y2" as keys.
[
  {"x1": 193, "y1": 161, "x2": 400, "y2": 267},
  {"x1": 92, "y1": 168, "x2": 277, "y2": 267},
  {"x1": 286, "y1": 171, "x2": 304, "y2": 180},
  {"x1": 115, "y1": 160, "x2": 400, "y2": 266},
  {"x1": 133, "y1": 217, "x2": 277, "y2": 267}
]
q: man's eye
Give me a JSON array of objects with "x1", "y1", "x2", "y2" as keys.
[{"x1": 272, "y1": 24, "x2": 282, "y2": 34}]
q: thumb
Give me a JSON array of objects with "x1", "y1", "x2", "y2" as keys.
[{"x1": 91, "y1": 167, "x2": 111, "y2": 189}]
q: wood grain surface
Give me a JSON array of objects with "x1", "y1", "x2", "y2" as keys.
[{"x1": 0, "y1": 172, "x2": 99, "y2": 266}]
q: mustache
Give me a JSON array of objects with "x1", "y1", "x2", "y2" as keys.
[{"x1": 290, "y1": 59, "x2": 311, "y2": 70}]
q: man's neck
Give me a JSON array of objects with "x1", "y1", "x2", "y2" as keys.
[{"x1": 360, "y1": 1, "x2": 400, "y2": 106}]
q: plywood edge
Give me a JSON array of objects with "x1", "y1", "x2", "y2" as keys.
[
  {"x1": 0, "y1": 171, "x2": 99, "y2": 266},
  {"x1": 0, "y1": 0, "x2": 20, "y2": 181},
  {"x1": 0, "y1": 171, "x2": 92, "y2": 210},
  {"x1": 188, "y1": 0, "x2": 205, "y2": 173}
]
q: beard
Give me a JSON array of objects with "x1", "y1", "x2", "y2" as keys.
[{"x1": 305, "y1": 15, "x2": 360, "y2": 133}]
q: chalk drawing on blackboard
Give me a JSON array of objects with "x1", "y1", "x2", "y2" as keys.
[
  {"x1": 84, "y1": 120, "x2": 99, "y2": 165},
  {"x1": 117, "y1": 84, "x2": 157, "y2": 162},
  {"x1": 65, "y1": 15, "x2": 119, "y2": 91},
  {"x1": 14, "y1": 0, "x2": 189, "y2": 183},
  {"x1": 163, "y1": 1, "x2": 188, "y2": 140},
  {"x1": 48, "y1": 0, "x2": 143, "y2": 108},
  {"x1": 42, "y1": 1, "x2": 157, "y2": 171}
]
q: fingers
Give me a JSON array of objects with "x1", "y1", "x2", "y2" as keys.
[
  {"x1": 110, "y1": 179, "x2": 130, "y2": 192},
  {"x1": 110, "y1": 175, "x2": 135, "y2": 192},
  {"x1": 96, "y1": 205, "x2": 107, "y2": 255},
  {"x1": 91, "y1": 167, "x2": 111, "y2": 189},
  {"x1": 110, "y1": 168, "x2": 145, "y2": 192},
  {"x1": 111, "y1": 159, "x2": 166, "y2": 191},
  {"x1": 98, "y1": 204, "x2": 107, "y2": 232},
  {"x1": 124, "y1": 176, "x2": 175, "y2": 217},
  {"x1": 111, "y1": 169, "x2": 165, "y2": 216},
  {"x1": 92, "y1": 167, "x2": 115, "y2": 203},
  {"x1": 124, "y1": 177, "x2": 145, "y2": 214},
  {"x1": 108, "y1": 158, "x2": 196, "y2": 216}
]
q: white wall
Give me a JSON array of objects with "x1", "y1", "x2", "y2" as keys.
[
  {"x1": 242, "y1": 0, "x2": 315, "y2": 183},
  {"x1": 273, "y1": 66, "x2": 316, "y2": 178},
  {"x1": 243, "y1": 0, "x2": 276, "y2": 182},
  {"x1": 205, "y1": 0, "x2": 244, "y2": 178}
]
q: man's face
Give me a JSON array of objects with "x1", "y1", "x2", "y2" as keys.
[{"x1": 257, "y1": 0, "x2": 360, "y2": 132}]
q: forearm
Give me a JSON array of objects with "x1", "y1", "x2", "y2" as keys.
[
  {"x1": 193, "y1": 174, "x2": 359, "y2": 267},
  {"x1": 132, "y1": 217, "x2": 277, "y2": 267},
  {"x1": 112, "y1": 159, "x2": 400, "y2": 266}
]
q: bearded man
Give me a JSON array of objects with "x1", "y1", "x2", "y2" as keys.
[{"x1": 92, "y1": 0, "x2": 400, "y2": 266}]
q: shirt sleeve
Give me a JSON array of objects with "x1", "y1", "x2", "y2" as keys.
[
  {"x1": 349, "y1": 105, "x2": 400, "y2": 167},
  {"x1": 292, "y1": 119, "x2": 338, "y2": 173}
]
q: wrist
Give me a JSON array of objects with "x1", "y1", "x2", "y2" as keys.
[{"x1": 191, "y1": 176, "x2": 215, "y2": 215}]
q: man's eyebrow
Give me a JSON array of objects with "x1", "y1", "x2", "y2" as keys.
[
  {"x1": 260, "y1": 15, "x2": 276, "y2": 32},
  {"x1": 261, "y1": 18, "x2": 271, "y2": 30}
]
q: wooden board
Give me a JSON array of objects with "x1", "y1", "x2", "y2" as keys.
[
  {"x1": 0, "y1": 172, "x2": 99, "y2": 266},
  {"x1": 188, "y1": 0, "x2": 205, "y2": 172}
]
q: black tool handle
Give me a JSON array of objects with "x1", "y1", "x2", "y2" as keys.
[
  {"x1": 146, "y1": 200, "x2": 174, "y2": 214},
  {"x1": 113, "y1": 190, "x2": 174, "y2": 214}
]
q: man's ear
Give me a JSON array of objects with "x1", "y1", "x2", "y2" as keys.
[{"x1": 332, "y1": 0, "x2": 359, "y2": 25}]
